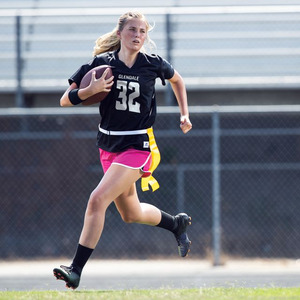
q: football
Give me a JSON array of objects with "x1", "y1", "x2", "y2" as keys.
[{"x1": 79, "y1": 65, "x2": 113, "y2": 106}]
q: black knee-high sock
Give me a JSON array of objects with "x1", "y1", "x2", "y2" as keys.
[
  {"x1": 156, "y1": 210, "x2": 178, "y2": 233},
  {"x1": 71, "y1": 244, "x2": 94, "y2": 275}
]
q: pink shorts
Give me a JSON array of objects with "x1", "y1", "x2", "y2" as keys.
[{"x1": 99, "y1": 148, "x2": 152, "y2": 178}]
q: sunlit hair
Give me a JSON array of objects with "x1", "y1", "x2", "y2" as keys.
[{"x1": 93, "y1": 11, "x2": 155, "y2": 56}]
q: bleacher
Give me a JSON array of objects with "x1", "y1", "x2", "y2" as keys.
[
  {"x1": 1, "y1": 0, "x2": 300, "y2": 94},
  {"x1": 2, "y1": 0, "x2": 300, "y2": 8}
]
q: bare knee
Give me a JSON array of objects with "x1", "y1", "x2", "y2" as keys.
[{"x1": 87, "y1": 190, "x2": 109, "y2": 213}]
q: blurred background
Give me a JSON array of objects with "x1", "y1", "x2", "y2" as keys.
[{"x1": 1, "y1": 0, "x2": 300, "y2": 265}]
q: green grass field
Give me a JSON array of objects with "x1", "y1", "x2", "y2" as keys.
[{"x1": 0, "y1": 288, "x2": 300, "y2": 300}]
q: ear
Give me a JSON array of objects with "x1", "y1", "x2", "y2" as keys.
[{"x1": 117, "y1": 30, "x2": 121, "y2": 39}]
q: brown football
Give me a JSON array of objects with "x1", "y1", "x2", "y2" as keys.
[{"x1": 79, "y1": 65, "x2": 113, "y2": 106}]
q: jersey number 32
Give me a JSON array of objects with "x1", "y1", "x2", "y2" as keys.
[{"x1": 115, "y1": 80, "x2": 141, "y2": 113}]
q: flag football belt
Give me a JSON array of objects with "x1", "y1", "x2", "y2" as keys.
[
  {"x1": 99, "y1": 125, "x2": 161, "y2": 192},
  {"x1": 98, "y1": 125, "x2": 147, "y2": 136}
]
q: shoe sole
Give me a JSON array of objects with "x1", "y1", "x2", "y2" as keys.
[
  {"x1": 178, "y1": 215, "x2": 192, "y2": 257},
  {"x1": 53, "y1": 268, "x2": 77, "y2": 290},
  {"x1": 178, "y1": 235, "x2": 191, "y2": 257}
]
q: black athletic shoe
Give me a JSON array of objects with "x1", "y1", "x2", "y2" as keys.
[
  {"x1": 53, "y1": 265, "x2": 81, "y2": 289},
  {"x1": 174, "y1": 213, "x2": 191, "y2": 257}
]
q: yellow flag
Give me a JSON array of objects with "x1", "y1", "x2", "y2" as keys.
[{"x1": 141, "y1": 128, "x2": 161, "y2": 192}]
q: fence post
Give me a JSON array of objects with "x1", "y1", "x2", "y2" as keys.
[
  {"x1": 164, "y1": 13, "x2": 174, "y2": 106},
  {"x1": 15, "y1": 14, "x2": 24, "y2": 107},
  {"x1": 212, "y1": 108, "x2": 222, "y2": 266},
  {"x1": 176, "y1": 165, "x2": 185, "y2": 213}
]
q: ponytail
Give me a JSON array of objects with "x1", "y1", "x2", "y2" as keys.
[{"x1": 93, "y1": 28, "x2": 120, "y2": 56}]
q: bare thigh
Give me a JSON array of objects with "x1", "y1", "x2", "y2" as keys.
[
  {"x1": 78, "y1": 164, "x2": 142, "y2": 248},
  {"x1": 91, "y1": 164, "x2": 142, "y2": 206}
]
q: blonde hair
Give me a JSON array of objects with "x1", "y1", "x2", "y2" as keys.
[{"x1": 93, "y1": 11, "x2": 155, "y2": 56}]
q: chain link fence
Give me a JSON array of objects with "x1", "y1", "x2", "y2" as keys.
[{"x1": 1, "y1": 106, "x2": 300, "y2": 262}]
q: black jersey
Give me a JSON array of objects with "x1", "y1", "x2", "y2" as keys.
[{"x1": 69, "y1": 50, "x2": 175, "y2": 152}]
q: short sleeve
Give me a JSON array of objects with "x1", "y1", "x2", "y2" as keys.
[
  {"x1": 68, "y1": 55, "x2": 108, "y2": 86},
  {"x1": 161, "y1": 58, "x2": 175, "y2": 80},
  {"x1": 68, "y1": 58, "x2": 94, "y2": 86},
  {"x1": 157, "y1": 56, "x2": 175, "y2": 86}
]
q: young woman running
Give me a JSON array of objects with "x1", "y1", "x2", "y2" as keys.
[{"x1": 53, "y1": 11, "x2": 192, "y2": 289}]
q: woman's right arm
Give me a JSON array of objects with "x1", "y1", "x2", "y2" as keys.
[
  {"x1": 60, "y1": 82, "x2": 92, "y2": 107},
  {"x1": 60, "y1": 82, "x2": 77, "y2": 107},
  {"x1": 60, "y1": 69, "x2": 114, "y2": 107}
]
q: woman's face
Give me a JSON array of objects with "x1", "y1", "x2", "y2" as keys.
[{"x1": 118, "y1": 18, "x2": 147, "y2": 53}]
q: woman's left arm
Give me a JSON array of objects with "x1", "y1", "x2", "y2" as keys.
[{"x1": 168, "y1": 70, "x2": 192, "y2": 134}]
